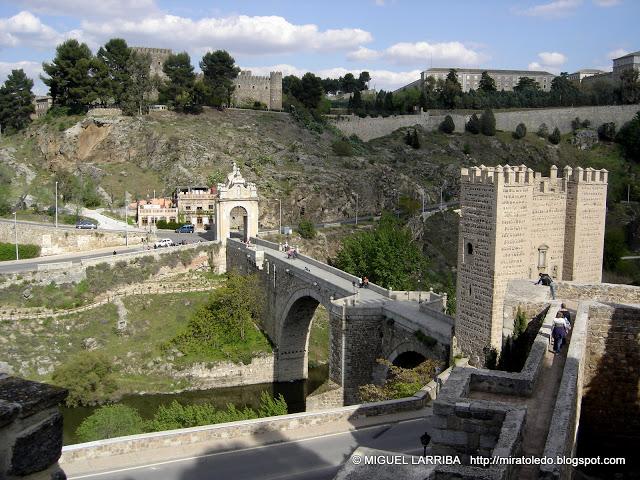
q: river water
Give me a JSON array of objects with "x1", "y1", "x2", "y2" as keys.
[{"x1": 61, "y1": 364, "x2": 328, "y2": 445}]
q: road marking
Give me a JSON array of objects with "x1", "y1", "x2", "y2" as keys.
[{"x1": 67, "y1": 418, "x2": 425, "y2": 479}]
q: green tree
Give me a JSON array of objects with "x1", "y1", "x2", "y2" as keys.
[
  {"x1": 333, "y1": 212, "x2": 429, "y2": 289},
  {"x1": 76, "y1": 404, "x2": 145, "y2": 442},
  {"x1": 52, "y1": 351, "x2": 118, "y2": 406},
  {"x1": 616, "y1": 112, "x2": 640, "y2": 161},
  {"x1": 514, "y1": 76, "x2": 540, "y2": 92},
  {"x1": 549, "y1": 127, "x2": 561, "y2": 145},
  {"x1": 283, "y1": 75, "x2": 303, "y2": 98},
  {"x1": 619, "y1": 69, "x2": 640, "y2": 105},
  {"x1": 440, "y1": 114, "x2": 455, "y2": 134},
  {"x1": 441, "y1": 69, "x2": 462, "y2": 108},
  {"x1": 96, "y1": 38, "x2": 132, "y2": 106},
  {"x1": 321, "y1": 77, "x2": 339, "y2": 94},
  {"x1": 358, "y1": 71, "x2": 371, "y2": 90},
  {"x1": 359, "y1": 358, "x2": 440, "y2": 402},
  {"x1": 348, "y1": 89, "x2": 363, "y2": 112},
  {"x1": 123, "y1": 51, "x2": 152, "y2": 115},
  {"x1": 299, "y1": 73, "x2": 324, "y2": 109},
  {"x1": 0, "y1": 69, "x2": 35, "y2": 133},
  {"x1": 598, "y1": 122, "x2": 616, "y2": 141},
  {"x1": 551, "y1": 73, "x2": 579, "y2": 105},
  {"x1": 480, "y1": 108, "x2": 496, "y2": 136},
  {"x1": 200, "y1": 50, "x2": 240, "y2": 106},
  {"x1": 411, "y1": 129, "x2": 420, "y2": 149},
  {"x1": 159, "y1": 52, "x2": 197, "y2": 113},
  {"x1": 603, "y1": 228, "x2": 628, "y2": 270},
  {"x1": 478, "y1": 71, "x2": 497, "y2": 92},
  {"x1": 42, "y1": 39, "x2": 95, "y2": 113},
  {"x1": 297, "y1": 219, "x2": 316, "y2": 239},
  {"x1": 513, "y1": 307, "x2": 527, "y2": 337},
  {"x1": 340, "y1": 73, "x2": 359, "y2": 93},
  {"x1": 465, "y1": 113, "x2": 480, "y2": 134},
  {"x1": 537, "y1": 123, "x2": 549, "y2": 138},
  {"x1": 513, "y1": 122, "x2": 527, "y2": 139}
]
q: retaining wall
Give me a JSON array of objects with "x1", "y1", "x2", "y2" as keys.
[
  {"x1": 175, "y1": 355, "x2": 276, "y2": 389},
  {"x1": 331, "y1": 104, "x2": 640, "y2": 141},
  {"x1": 0, "y1": 220, "x2": 147, "y2": 256}
]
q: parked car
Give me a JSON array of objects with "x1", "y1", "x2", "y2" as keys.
[
  {"x1": 175, "y1": 224, "x2": 194, "y2": 233},
  {"x1": 153, "y1": 238, "x2": 175, "y2": 249},
  {"x1": 75, "y1": 220, "x2": 97, "y2": 229}
]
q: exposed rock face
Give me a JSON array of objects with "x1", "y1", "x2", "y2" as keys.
[{"x1": 571, "y1": 129, "x2": 599, "y2": 150}]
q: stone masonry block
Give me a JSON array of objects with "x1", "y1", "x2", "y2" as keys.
[
  {"x1": 10, "y1": 412, "x2": 63, "y2": 476},
  {"x1": 0, "y1": 377, "x2": 67, "y2": 419}
]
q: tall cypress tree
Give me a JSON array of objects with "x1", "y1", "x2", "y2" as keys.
[{"x1": 0, "y1": 69, "x2": 35, "y2": 133}]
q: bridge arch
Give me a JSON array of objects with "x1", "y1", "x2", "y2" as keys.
[{"x1": 275, "y1": 287, "x2": 334, "y2": 383}]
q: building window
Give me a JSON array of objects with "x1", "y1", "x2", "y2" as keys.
[
  {"x1": 208, "y1": 204, "x2": 214, "y2": 210},
  {"x1": 538, "y1": 245, "x2": 548, "y2": 268},
  {"x1": 466, "y1": 242, "x2": 474, "y2": 255},
  {"x1": 185, "y1": 206, "x2": 191, "y2": 210}
]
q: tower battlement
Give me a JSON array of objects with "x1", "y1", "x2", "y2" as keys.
[
  {"x1": 232, "y1": 70, "x2": 282, "y2": 110},
  {"x1": 460, "y1": 164, "x2": 608, "y2": 186}
]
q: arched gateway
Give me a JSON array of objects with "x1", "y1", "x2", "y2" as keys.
[{"x1": 215, "y1": 162, "x2": 259, "y2": 244}]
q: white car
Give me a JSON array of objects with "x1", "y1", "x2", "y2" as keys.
[{"x1": 153, "y1": 238, "x2": 175, "y2": 249}]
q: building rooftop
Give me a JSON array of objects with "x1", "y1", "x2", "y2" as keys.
[
  {"x1": 573, "y1": 69, "x2": 606, "y2": 74},
  {"x1": 424, "y1": 67, "x2": 554, "y2": 76},
  {"x1": 614, "y1": 50, "x2": 640, "y2": 60}
]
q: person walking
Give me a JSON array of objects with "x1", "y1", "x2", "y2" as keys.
[
  {"x1": 559, "y1": 303, "x2": 571, "y2": 326},
  {"x1": 363, "y1": 276, "x2": 369, "y2": 288},
  {"x1": 536, "y1": 272, "x2": 556, "y2": 300},
  {"x1": 552, "y1": 311, "x2": 569, "y2": 353}
]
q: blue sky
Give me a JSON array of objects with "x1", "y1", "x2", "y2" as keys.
[{"x1": 0, "y1": 0, "x2": 638, "y2": 94}]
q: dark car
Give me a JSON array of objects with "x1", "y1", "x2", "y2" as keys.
[
  {"x1": 175, "y1": 224, "x2": 195, "y2": 233},
  {"x1": 75, "y1": 220, "x2": 97, "y2": 230}
]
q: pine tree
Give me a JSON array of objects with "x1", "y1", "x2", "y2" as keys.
[
  {"x1": 549, "y1": 127, "x2": 561, "y2": 145},
  {"x1": 42, "y1": 39, "x2": 95, "y2": 113},
  {"x1": 122, "y1": 51, "x2": 152, "y2": 115},
  {"x1": 478, "y1": 71, "x2": 496, "y2": 93},
  {"x1": 96, "y1": 38, "x2": 132, "y2": 106},
  {"x1": 159, "y1": 52, "x2": 197, "y2": 113},
  {"x1": 465, "y1": 113, "x2": 480, "y2": 134},
  {"x1": 440, "y1": 115, "x2": 455, "y2": 134},
  {"x1": 480, "y1": 109, "x2": 496, "y2": 136},
  {"x1": 513, "y1": 123, "x2": 527, "y2": 139},
  {"x1": 200, "y1": 50, "x2": 240, "y2": 107},
  {"x1": 0, "y1": 69, "x2": 35, "y2": 133},
  {"x1": 411, "y1": 129, "x2": 421, "y2": 149}
]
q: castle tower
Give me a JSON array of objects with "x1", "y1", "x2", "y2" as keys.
[
  {"x1": 455, "y1": 164, "x2": 607, "y2": 365},
  {"x1": 269, "y1": 71, "x2": 283, "y2": 110}
]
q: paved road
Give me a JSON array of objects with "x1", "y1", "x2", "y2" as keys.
[{"x1": 67, "y1": 417, "x2": 429, "y2": 480}]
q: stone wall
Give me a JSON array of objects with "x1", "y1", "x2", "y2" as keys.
[
  {"x1": 86, "y1": 107, "x2": 122, "y2": 117},
  {"x1": 556, "y1": 280, "x2": 640, "y2": 303},
  {"x1": 0, "y1": 375, "x2": 67, "y2": 480},
  {"x1": 581, "y1": 302, "x2": 640, "y2": 438},
  {"x1": 305, "y1": 382, "x2": 344, "y2": 411},
  {"x1": 231, "y1": 71, "x2": 283, "y2": 110},
  {"x1": 331, "y1": 104, "x2": 640, "y2": 141},
  {"x1": 174, "y1": 354, "x2": 275, "y2": 389},
  {"x1": 0, "y1": 220, "x2": 147, "y2": 256}
]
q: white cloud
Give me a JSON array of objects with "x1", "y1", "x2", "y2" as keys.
[
  {"x1": 594, "y1": 0, "x2": 621, "y2": 6},
  {"x1": 12, "y1": 0, "x2": 158, "y2": 19},
  {"x1": 375, "y1": 0, "x2": 386, "y2": 5},
  {"x1": 347, "y1": 46, "x2": 381, "y2": 62},
  {"x1": 537, "y1": 51, "x2": 567, "y2": 66},
  {"x1": 382, "y1": 41, "x2": 487, "y2": 66},
  {"x1": 0, "y1": 11, "x2": 66, "y2": 49},
  {"x1": 80, "y1": 14, "x2": 373, "y2": 54},
  {"x1": 0, "y1": 60, "x2": 46, "y2": 94},
  {"x1": 608, "y1": 48, "x2": 629, "y2": 59},
  {"x1": 242, "y1": 64, "x2": 421, "y2": 91},
  {"x1": 520, "y1": 0, "x2": 582, "y2": 18}
]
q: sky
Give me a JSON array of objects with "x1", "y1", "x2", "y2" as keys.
[{"x1": 0, "y1": 0, "x2": 638, "y2": 95}]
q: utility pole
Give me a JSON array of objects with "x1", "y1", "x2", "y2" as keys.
[
  {"x1": 13, "y1": 211, "x2": 18, "y2": 260},
  {"x1": 278, "y1": 198, "x2": 282, "y2": 234},
  {"x1": 421, "y1": 191, "x2": 425, "y2": 215},
  {"x1": 55, "y1": 181, "x2": 58, "y2": 228},
  {"x1": 355, "y1": 193, "x2": 359, "y2": 225},
  {"x1": 125, "y1": 201, "x2": 129, "y2": 246}
]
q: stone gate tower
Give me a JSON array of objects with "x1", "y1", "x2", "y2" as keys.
[
  {"x1": 455, "y1": 164, "x2": 607, "y2": 365},
  {"x1": 215, "y1": 162, "x2": 259, "y2": 244}
]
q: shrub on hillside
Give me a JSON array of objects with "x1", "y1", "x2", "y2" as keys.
[
  {"x1": 598, "y1": 122, "x2": 616, "y2": 141},
  {"x1": 465, "y1": 113, "x2": 480, "y2": 134},
  {"x1": 331, "y1": 139, "x2": 354, "y2": 156},
  {"x1": 537, "y1": 123, "x2": 549, "y2": 138},
  {"x1": 513, "y1": 123, "x2": 527, "y2": 139},
  {"x1": 76, "y1": 405, "x2": 145, "y2": 442},
  {"x1": 0, "y1": 243, "x2": 40, "y2": 261},
  {"x1": 297, "y1": 219, "x2": 316, "y2": 239},
  {"x1": 480, "y1": 109, "x2": 496, "y2": 136},
  {"x1": 549, "y1": 127, "x2": 561, "y2": 145},
  {"x1": 616, "y1": 112, "x2": 640, "y2": 161},
  {"x1": 358, "y1": 358, "x2": 440, "y2": 402},
  {"x1": 439, "y1": 115, "x2": 455, "y2": 134},
  {"x1": 52, "y1": 351, "x2": 118, "y2": 407}
]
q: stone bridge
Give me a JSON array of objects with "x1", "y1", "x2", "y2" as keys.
[{"x1": 226, "y1": 237, "x2": 454, "y2": 405}]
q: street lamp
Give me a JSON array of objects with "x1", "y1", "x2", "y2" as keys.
[
  {"x1": 354, "y1": 193, "x2": 359, "y2": 226},
  {"x1": 277, "y1": 198, "x2": 282, "y2": 234},
  {"x1": 125, "y1": 198, "x2": 129, "y2": 246},
  {"x1": 421, "y1": 190, "x2": 425, "y2": 215},
  {"x1": 55, "y1": 181, "x2": 58, "y2": 228},
  {"x1": 13, "y1": 211, "x2": 18, "y2": 260}
]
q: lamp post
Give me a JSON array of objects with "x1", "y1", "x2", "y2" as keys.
[
  {"x1": 55, "y1": 181, "x2": 58, "y2": 228},
  {"x1": 421, "y1": 190, "x2": 425, "y2": 215},
  {"x1": 13, "y1": 211, "x2": 18, "y2": 260},
  {"x1": 125, "y1": 200, "x2": 129, "y2": 246},
  {"x1": 354, "y1": 193, "x2": 359, "y2": 226},
  {"x1": 278, "y1": 198, "x2": 282, "y2": 234}
]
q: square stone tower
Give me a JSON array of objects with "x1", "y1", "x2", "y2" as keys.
[{"x1": 455, "y1": 164, "x2": 607, "y2": 365}]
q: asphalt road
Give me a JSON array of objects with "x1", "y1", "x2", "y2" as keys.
[{"x1": 67, "y1": 417, "x2": 429, "y2": 480}]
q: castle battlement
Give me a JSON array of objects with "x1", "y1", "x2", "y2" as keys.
[
  {"x1": 232, "y1": 70, "x2": 282, "y2": 110},
  {"x1": 131, "y1": 47, "x2": 173, "y2": 55},
  {"x1": 461, "y1": 164, "x2": 608, "y2": 187}
]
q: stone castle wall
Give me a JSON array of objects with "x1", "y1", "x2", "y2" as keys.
[
  {"x1": 456, "y1": 165, "x2": 607, "y2": 364},
  {"x1": 0, "y1": 221, "x2": 147, "y2": 256},
  {"x1": 231, "y1": 71, "x2": 282, "y2": 110},
  {"x1": 331, "y1": 104, "x2": 640, "y2": 141},
  {"x1": 131, "y1": 47, "x2": 172, "y2": 79}
]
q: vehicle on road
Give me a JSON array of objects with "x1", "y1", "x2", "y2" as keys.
[
  {"x1": 175, "y1": 224, "x2": 195, "y2": 233},
  {"x1": 75, "y1": 220, "x2": 98, "y2": 229},
  {"x1": 153, "y1": 238, "x2": 175, "y2": 249}
]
